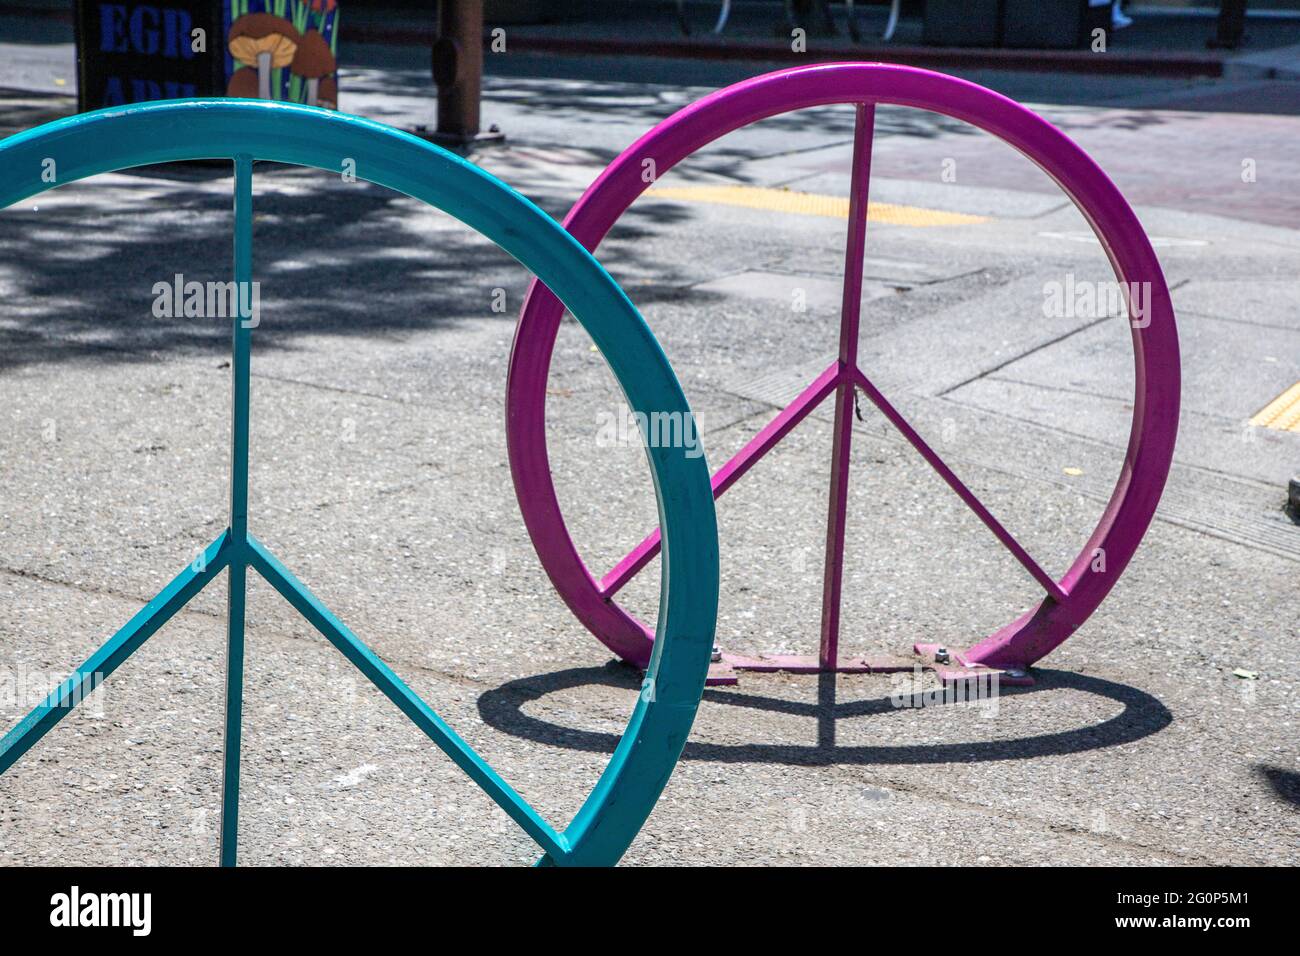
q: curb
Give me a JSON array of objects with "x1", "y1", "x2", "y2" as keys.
[
  {"x1": 0, "y1": 6, "x2": 1231, "y2": 81},
  {"x1": 345, "y1": 25, "x2": 1226, "y2": 79},
  {"x1": 1223, "y1": 42, "x2": 1300, "y2": 81}
]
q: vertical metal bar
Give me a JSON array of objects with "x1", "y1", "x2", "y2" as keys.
[
  {"x1": 1210, "y1": 0, "x2": 1247, "y2": 49},
  {"x1": 433, "y1": 0, "x2": 484, "y2": 140},
  {"x1": 818, "y1": 103, "x2": 874, "y2": 671},
  {"x1": 230, "y1": 163, "x2": 253, "y2": 545},
  {"x1": 219, "y1": 154, "x2": 255, "y2": 867}
]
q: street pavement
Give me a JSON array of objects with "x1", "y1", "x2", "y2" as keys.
[{"x1": 0, "y1": 29, "x2": 1297, "y2": 865}]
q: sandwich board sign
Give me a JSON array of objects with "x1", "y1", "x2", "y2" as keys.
[
  {"x1": 75, "y1": 1, "x2": 341, "y2": 112},
  {"x1": 75, "y1": 1, "x2": 226, "y2": 110}
]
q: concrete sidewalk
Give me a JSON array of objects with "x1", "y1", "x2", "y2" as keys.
[{"x1": 0, "y1": 44, "x2": 1297, "y2": 865}]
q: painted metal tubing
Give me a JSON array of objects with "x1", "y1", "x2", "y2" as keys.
[
  {"x1": 219, "y1": 154, "x2": 256, "y2": 867},
  {"x1": 506, "y1": 63, "x2": 1180, "y2": 674},
  {"x1": 852, "y1": 367, "x2": 1069, "y2": 603},
  {"x1": 0, "y1": 99, "x2": 719, "y2": 866},
  {"x1": 819, "y1": 103, "x2": 874, "y2": 670},
  {"x1": 601, "y1": 359, "x2": 842, "y2": 601},
  {"x1": 246, "y1": 536, "x2": 570, "y2": 861},
  {"x1": 0, "y1": 531, "x2": 233, "y2": 775}
]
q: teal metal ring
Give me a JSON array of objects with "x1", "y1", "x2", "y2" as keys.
[{"x1": 0, "y1": 99, "x2": 719, "y2": 866}]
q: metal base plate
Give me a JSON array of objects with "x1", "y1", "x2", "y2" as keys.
[
  {"x1": 406, "y1": 124, "x2": 506, "y2": 152},
  {"x1": 914, "y1": 642, "x2": 1035, "y2": 687},
  {"x1": 700, "y1": 647, "x2": 1035, "y2": 687}
]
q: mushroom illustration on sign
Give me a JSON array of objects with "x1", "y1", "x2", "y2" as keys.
[
  {"x1": 228, "y1": 13, "x2": 300, "y2": 101},
  {"x1": 290, "y1": 30, "x2": 336, "y2": 108},
  {"x1": 226, "y1": 67, "x2": 258, "y2": 98},
  {"x1": 317, "y1": 76, "x2": 338, "y2": 111},
  {"x1": 308, "y1": 0, "x2": 338, "y2": 29}
]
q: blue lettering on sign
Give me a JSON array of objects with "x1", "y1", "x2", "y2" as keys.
[
  {"x1": 165, "y1": 10, "x2": 195, "y2": 60},
  {"x1": 98, "y1": 4, "x2": 197, "y2": 59},
  {"x1": 129, "y1": 7, "x2": 161, "y2": 56},
  {"x1": 99, "y1": 4, "x2": 129, "y2": 52}
]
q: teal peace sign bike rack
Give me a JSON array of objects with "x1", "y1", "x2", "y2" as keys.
[{"x1": 0, "y1": 100, "x2": 720, "y2": 866}]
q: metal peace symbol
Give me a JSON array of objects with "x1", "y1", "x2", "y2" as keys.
[
  {"x1": 0, "y1": 99, "x2": 719, "y2": 866},
  {"x1": 507, "y1": 64, "x2": 1180, "y2": 686}
]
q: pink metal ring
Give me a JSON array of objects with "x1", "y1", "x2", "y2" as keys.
[{"x1": 507, "y1": 63, "x2": 1179, "y2": 680}]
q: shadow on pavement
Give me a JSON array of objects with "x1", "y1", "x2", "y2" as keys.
[
  {"x1": 0, "y1": 86, "x2": 73, "y2": 138},
  {"x1": 0, "y1": 162, "x2": 573, "y2": 370},
  {"x1": 477, "y1": 661, "x2": 1174, "y2": 766},
  {"x1": 1257, "y1": 765, "x2": 1300, "y2": 808}
]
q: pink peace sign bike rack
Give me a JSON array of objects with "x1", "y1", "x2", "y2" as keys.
[{"x1": 508, "y1": 64, "x2": 1180, "y2": 687}]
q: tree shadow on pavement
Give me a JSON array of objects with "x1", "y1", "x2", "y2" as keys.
[
  {"x1": 0, "y1": 163, "x2": 544, "y2": 371},
  {"x1": 0, "y1": 87, "x2": 74, "y2": 139},
  {"x1": 477, "y1": 661, "x2": 1173, "y2": 766}
]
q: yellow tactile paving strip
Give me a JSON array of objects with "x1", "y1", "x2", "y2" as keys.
[
  {"x1": 646, "y1": 184, "x2": 990, "y2": 227},
  {"x1": 1250, "y1": 381, "x2": 1300, "y2": 432}
]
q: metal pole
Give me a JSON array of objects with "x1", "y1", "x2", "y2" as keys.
[
  {"x1": 434, "y1": 0, "x2": 484, "y2": 141},
  {"x1": 219, "y1": 154, "x2": 254, "y2": 867},
  {"x1": 818, "y1": 104, "x2": 874, "y2": 671},
  {"x1": 1210, "y1": 0, "x2": 1248, "y2": 49}
]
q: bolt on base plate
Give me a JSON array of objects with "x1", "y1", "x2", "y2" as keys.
[{"x1": 914, "y1": 642, "x2": 1035, "y2": 687}]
